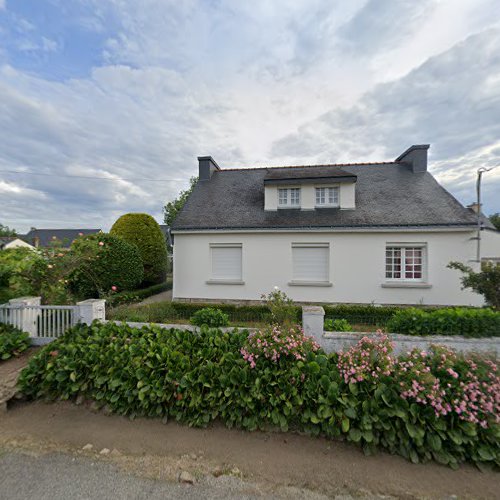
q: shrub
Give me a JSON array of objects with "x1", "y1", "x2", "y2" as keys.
[
  {"x1": 448, "y1": 261, "x2": 500, "y2": 310},
  {"x1": 241, "y1": 324, "x2": 319, "y2": 367},
  {"x1": 19, "y1": 323, "x2": 499, "y2": 468},
  {"x1": 261, "y1": 288, "x2": 296, "y2": 325},
  {"x1": 190, "y1": 307, "x2": 229, "y2": 328},
  {"x1": 110, "y1": 213, "x2": 167, "y2": 285},
  {"x1": 0, "y1": 323, "x2": 30, "y2": 360},
  {"x1": 68, "y1": 233, "x2": 143, "y2": 299},
  {"x1": 106, "y1": 281, "x2": 172, "y2": 308},
  {"x1": 324, "y1": 318, "x2": 352, "y2": 332},
  {"x1": 387, "y1": 307, "x2": 500, "y2": 337}
]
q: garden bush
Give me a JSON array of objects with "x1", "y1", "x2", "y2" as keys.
[
  {"x1": 190, "y1": 307, "x2": 229, "y2": 328},
  {"x1": 110, "y1": 213, "x2": 168, "y2": 285},
  {"x1": 68, "y1": 233, "x2": 143, "y2": 299},
  {"x1": 324, "y1": 318, "x2": 352, "y2": 332},
  {"x1": 19, "y1": 323, "x2": 499, "y2": 468},
  {"x1": 106, "y1": 281, "x2": 172, "y2": 308},
  {"x1": 387, "y1": 307, "x2": 500, "y2": 338},
  {"x1": 0, "y1": 323, "x2": 30, "y2": 360}
]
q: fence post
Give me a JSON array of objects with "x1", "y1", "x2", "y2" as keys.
[
  {"x1": 302, "y1": 306, "x2": 325, "y2": 346},
  {"x1": 76, "y1": 299, "x2": 106, "y2": 325},
  {"x1": 8, "y1": 296, "x2": 41, "y2": 337}
]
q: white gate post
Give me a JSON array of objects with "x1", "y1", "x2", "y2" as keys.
[
  {"x1": 76, "y1": 299, "x2": 106, "y2": 325},
  {"x1": 302, "y1": 306, "x2": 325, "y2": 347},
  {"x1": 8, "y1": 296, "x2": 41, "y2": 337}
]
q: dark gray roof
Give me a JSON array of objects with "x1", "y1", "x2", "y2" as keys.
[
  {"x1": 21, "y1": 228, "x2": 101, "y2": 247},
  {"x1": 264, "y1": 165, "x2": 357, "y2": 185},
  {"x1": 171, "y1": 162, "x2": 478, "y2": 231}
]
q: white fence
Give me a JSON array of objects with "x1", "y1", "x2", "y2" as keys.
[{"x1": 0, "y1": 297, "x2": 105, "y2": 345}]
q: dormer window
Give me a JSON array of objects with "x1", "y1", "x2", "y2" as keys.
[
  {"x1": 278, "y1": 188, "x2": 301, "y2": 208},
  {"x1": 315, "y1": 187, "x2": 339, "y2": 207}
]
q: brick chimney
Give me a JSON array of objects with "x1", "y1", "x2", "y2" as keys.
[
  {"x1": 198, "y1": 156, "x2": 220, "y2": 181},
  {"x1": 396, "y1": 144, "x2": 430, "y2": 173}
]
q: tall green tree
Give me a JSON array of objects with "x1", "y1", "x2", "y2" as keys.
[
  {"x1": 162, "y1": 177, "x2": 197, "y2": 226},
  {"x1": 0, "y1": 223, "x2": 17, "y2": 237},
  {"x1": 489, "y1": 213, "x2": 500, "y2": 231}
]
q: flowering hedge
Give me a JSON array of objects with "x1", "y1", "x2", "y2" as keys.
[{"x1": 19, "y1": 323, "x2": 499, "y2": 468}]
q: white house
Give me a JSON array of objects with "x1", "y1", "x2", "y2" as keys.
[
  {"x1": 0, "y1": 237, "x2": 35, "y2": 251},
  {"x1": 171, "y1": 145, "x2": 500, "y2": 306}
]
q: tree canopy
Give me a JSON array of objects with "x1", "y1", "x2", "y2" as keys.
[
  {"x1": 489, "y1": 213, "x2": 500, "y2": 231},
  {"x1": 162, "y1": 177, "x2": 197, "y2": 227},
  {"x1": 0, "y1": 223, "x2": 17, "y2": 237}
]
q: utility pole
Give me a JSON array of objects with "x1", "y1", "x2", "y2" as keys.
[{"x1": 475, "y1": 166, "x2": 496, "y2": 262}]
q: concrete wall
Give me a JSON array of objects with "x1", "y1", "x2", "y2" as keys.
[
  {"x1": 173, "y1": 229, "x2": 490, "y2": 306},
  {"x1": 3, "y1": 239, "x2": 34, "y2": 250}
]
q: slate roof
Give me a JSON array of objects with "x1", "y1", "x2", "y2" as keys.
[
  {"x1": 171, "y1": 162, "x2": 479, "y2": 231},
  {"x1": 264, "y1": 165, "x2": 357, "y2": 184},
  {"x1": 21, "y1": 228, "x2": 101, "y2": 248}
]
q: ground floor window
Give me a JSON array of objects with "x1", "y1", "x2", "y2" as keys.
[
  {"x1": 385, "y1": 245, "x2": 425, "y2": 280},
  {"x1": 210, "y1": 243, "x2": 242, "y2": 281},
  {"x1": 292, "y1": 243, "x2": 329, "y2": 282}
]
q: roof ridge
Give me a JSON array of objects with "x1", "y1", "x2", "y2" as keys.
[{"x1": 220, "y1": 161, "x2": 398, "y2": 172}]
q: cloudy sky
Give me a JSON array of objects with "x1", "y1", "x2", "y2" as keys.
[{"x1": 1, "y1": 0, "x2": 499, "y2": 233}]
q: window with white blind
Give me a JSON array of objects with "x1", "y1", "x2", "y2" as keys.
[
  {"x1": 315, "y1": 187, "x2": 339, "y2": 207},
  {"x1": 385, "y1": 245, "x2": 425, "y2": 281},
  {"x1": 291, "y1": 243, "x2": 330, "y2": 284},
  {"x1": 209, "y1": 244, "x2": 243, "y2": 283},
  {"x1": 278, "y1": 188, "x2": 301, "y2": 208}
]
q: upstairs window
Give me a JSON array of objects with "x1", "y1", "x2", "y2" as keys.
[
  {"x1": 315, "y1": 187, "x2": 339, "y2": 207},
  {"x1": 385, "y1": 246, "x2": 424, "y2": 281},
  {"x1": 278, "y1": 188, "x2": 301, "y2": 207}
]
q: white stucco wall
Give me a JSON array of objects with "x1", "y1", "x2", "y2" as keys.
[
  {"x1": 481, "y1": 229, "x2": 500, "y2": 261},
  {"x1": 173, "y1": 229, "x2": 491, "y2": 306}
]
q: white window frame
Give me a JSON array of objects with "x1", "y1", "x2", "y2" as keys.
[
  {"x1": 315, "y1": 186, "x2": 339, "y2": 207},
  {"x1": 385, "y1": 244, "x2": 426, "y2": 282},
  {"x1": 278, "y1": 187, "x2": 301, "y2": 208},
  {"x1": 207, "y1": 243, "x2": 244, "y2": 284},
  {"x1": 289, "y1": 242, "x2": 332, "y2": 286}
]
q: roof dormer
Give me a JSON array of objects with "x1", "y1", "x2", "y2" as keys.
[{"x1": 263, "y1": 166, "x2": 357, "y2": 211}]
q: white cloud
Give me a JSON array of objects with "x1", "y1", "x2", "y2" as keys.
[{"x1": 1, "y1": 0, "x2": 500, "y2": 232}]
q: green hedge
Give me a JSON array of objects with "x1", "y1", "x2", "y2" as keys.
[
  {"x1": 106, "y1": 281, "x2": 172, "y2": 308},
  {"x1": 68, "y1": 233, "x2": 144, "y2": 299},
  {"x1": 110, "y1": 213, "x2": 168, "y2": 286},
  {"x1": 19, "y1": 323, "x2": 500, "y2": 468},
  {"x1": 387, "y1": 308, "x2": 500, "y2": 338},
  {"x1": 0, "y1": 323, "x2": 30, "y2": 360},
  {"x1": 109, "y1": 301, "x2": 470, "y2": 330}
]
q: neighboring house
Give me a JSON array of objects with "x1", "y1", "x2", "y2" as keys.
[
  {"x1": 171, "y1": 145, "x2": 500, "y2": 306},
  {"x1": 20, "y1": 228, "x2": 101, "y2": 248},
  {"x1": 0, "y1": 236, "x2": 35, "y2": 250}
]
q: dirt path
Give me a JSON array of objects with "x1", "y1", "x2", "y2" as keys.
[
  {"x1": 0, "y1": 401, "x2": 498, "y2": 499},
  {"x1": 0, "y1": 348, "x2": 38, "y2": 410}
]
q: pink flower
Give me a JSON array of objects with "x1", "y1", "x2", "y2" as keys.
[
  {"x1": 111, "y1": 285, "x2": 117, "y2": 291},
  {"x1": 99, "y1": 241, "x2": 104, "y2": 246}
]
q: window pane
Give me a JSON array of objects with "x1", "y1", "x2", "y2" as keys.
[
  {"x1": 328, "y1": 187, "x2": 339, "y2": 205},
  {"x1": 290, "y1": 188, "x2": 300, "y2": 205},
  {"x1": 315, "y1": 187, "x2": 325, "y2": 205},
  {"x1": 292, "y1": 246, "x2": 329, "y2": 282},
  {"x1": 278, "y1": 189, "x2": 287, "y2": 205},
  {"x1": 211, "y1": 246, "x2": 242, "y2": 280}
]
